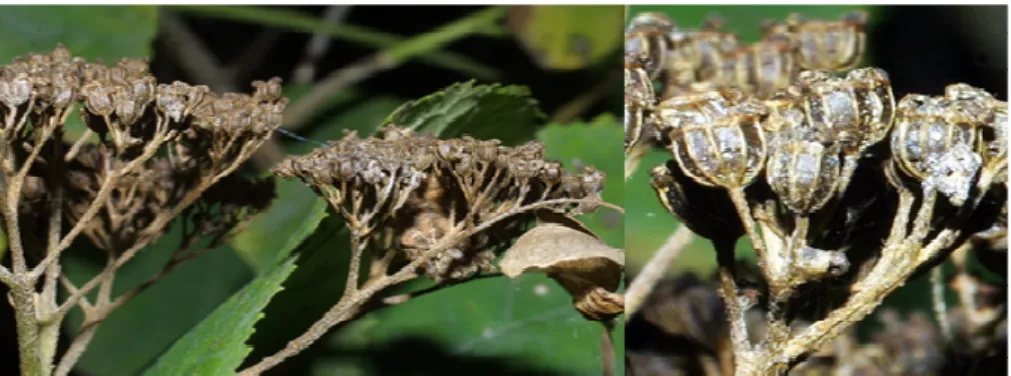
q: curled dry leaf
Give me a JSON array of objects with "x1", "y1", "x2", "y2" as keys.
[{"x1": 498, "y1": 222, "x2": 625, "y2": 321}]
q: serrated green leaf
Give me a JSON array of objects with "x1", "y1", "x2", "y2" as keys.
[
  {"x1": 143, "y1": 257, "x2": 297, "y2": 376},
  {"x1": 382, "y1": 80, "x2": 546, "y2": 145},
  {"x1": 61, "y1": 231, "x2": 253, "y2": 376},
  {"x1": 0, "y1": 6, "x2": 159, "y2": 143},
  {"x1": 508, "y1": 6, "x2": 624, "y2": 71}
]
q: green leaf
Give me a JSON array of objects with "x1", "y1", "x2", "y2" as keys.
[
  {"x1": 507, "y1": 6, "x2": 625, "y2": 71},
  {"x1": 143, "y1": 257, "x2": 297, "y2": 376},
  {"x1": 230, "y1": 96, "x2": 403, "y2": 272},
  {"x1": 317, "y1": 275, "x2": 624, "y2": 376},
  {"x1": 537, "y1": 115, "x2": 624, "y2": 247},
  {"x1": 381, "y1": 80, "x2": 546, "y2": 145},
  {"x1": 61, "y1": 228, "x2": 253, "y2": 376},
  {"x1": 0, "y1": 5, "x2": 159, "y2": 143},
  {"x1": 169, "y1": 5, "x2": 499, "y2": 80}
]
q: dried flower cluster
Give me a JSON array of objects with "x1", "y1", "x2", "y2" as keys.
[
  {"x1": 275, "y1": 126, "x2": 605, "y2": 282},
  {"x1": 0, "y1": 44, "x2": 285, "y2": 375},
  {"x1": 625, "y1": 11, "x2": 867, "y2": 152},
  {"x1": 625, "y1": 12, "x2": 1007, "y2": 376}
]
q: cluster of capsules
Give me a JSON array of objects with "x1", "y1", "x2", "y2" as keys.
[
  {"x1": 627, "y1": 12, "x2": 1006, "y2": 240},
  {"x1": 625, "y1": 12, "x2": 868, "y2": 152},
  {"x1": 0, "y1": 45, "x2": 287, "y2": 252},
  {"x1": 274, "y1": 126, "x2": 605, "y2": 282}
]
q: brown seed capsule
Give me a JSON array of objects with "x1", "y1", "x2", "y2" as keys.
[
  {"x1": 625, "y1": 12, "x2": 675, "y2": 79},
  {"x1": 0, "y1": 73, "x2": 33, "y2": 108},
  {"x1": 766, "y1": 130, "x2": 842, "y2": 214},
  {"x1": 795, "y1": 67, "x2": 895, "y2": 159},
  {"x1": 890, "y1": 94, "x2": 981, "y2": 182},
  {"x1": 625, "y1": 62, "x2": 655, "y2": 152},
  {"x1": 787, "y1": 12, "x2": 867, "y2": 70},
  {"x1": 657, "y1": 89, "x2": 768, "y2": 189},
  {"x1": 650, "y1": 162, "x2": 744, "y2": 240},
  {"x1": 669, "y1": 17, "x2": 740, "y2": 87},
  {"x1": 730, "y1": 35, "x2": 795, "y2": 98}
]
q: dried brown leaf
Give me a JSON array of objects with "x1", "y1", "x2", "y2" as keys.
[{"x1": 499, "y1": 222, "x2": 625, "y2": 321}]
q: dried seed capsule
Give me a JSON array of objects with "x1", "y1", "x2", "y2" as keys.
[
  {"x1": 787, "y1": 12, "x2": 867, "y2": 70},
  {"x1": 848, "y1": 68, "x2": 895, "y2": 148},
  {"x1": 650, "y1": 161, "x2": 743, "y2": 240},
  {"x1": 730, "y1": 35, "x2": 795, "y2": 98},
  {"x1": 945, "y1": 83, "x2": 1006, "y2": 179},
  {"x1": 625, "y1": 61, "x2": 655, "y2": 152},
  {"x1": 890, "y1": 94, "x2": 980, "y2": 182},
  {"x1": 669, "y1": 18, "x2": 740, "y2": 86},
  {"x1": 80, "y1": 81, "x2": 115, "y2": 117},
  {"x1": 657, "y1": 90, "x2": 768, "y2": 189},
  {"x1": 761, "y1": 86, "x2": 807, "y2": 134},
  {"x1": 766, "y1": 130, "x2": 842, "y2": 214},
  {"x1": 0, "y1": 73, "x2": 33, "y2": 108},
  {"x1": 625, "y1": 12, "x2": 675, "y2": 79}
]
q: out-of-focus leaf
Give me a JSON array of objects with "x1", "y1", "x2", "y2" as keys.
[
  {"x1": 169, "y1": 5, "x2": 499, "y2": 80},
  {"x1": 0, "y1": 6, "x2": 159, "y2": 143},
  {"x1": 537, "y1": 115, "x2": 624, "y2": 246},
  {"x1": 317, "y1": 275, "x2": 624, "y2": 376},
  {"x1": 143, "y1": 257, "x2": 297, "y2": 376},
  {"x1": 61, "y1": 226, "x2": 253, "y2": 376},
  {"x1": 507, "y1": 5, "x2": 624, "y2": 70},
  {"x1": 381, "y1": 80, "x2": 546, "y2": 146},
  {"x1": 499, "y1": 222, "x2": 625, "y2": 321},
  {"x1": 231, "y1": 95, "x2": 402, "y2": 272}
]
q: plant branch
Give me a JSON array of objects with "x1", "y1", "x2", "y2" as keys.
[
  {"x1": 237, "y1": 197, "x2": 610, "y2": 375},
  {"x1": 624, "y1": 225, "x2": 694, "y2": 319},
  {"x1": 292, "y1": 5, "x2": 352, "y2": 84}
]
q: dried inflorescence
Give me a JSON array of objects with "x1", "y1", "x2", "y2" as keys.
[
  {"x1": 275, "y1": 126, "x2": 605, "y2": 282},
  {"x1": 1, "y1": 45, "x2": 285, "y2": 257},
  {"x1": 0, "y1": 45, "x2": 287, "y2": 375},
  {"x1": 627, "y1": 11, "x2": 1007, "y2": 376},
  {"x1": 624, "y1": 12, "x2": 870, "y2": 154}
]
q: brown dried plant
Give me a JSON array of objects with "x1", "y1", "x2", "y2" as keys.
[
  {"x1": 625, "y1": 11, "x2": 1007, "y2": 376},
  {"x1": 239, "y1": 126, "x2": 623, "y2": 374},
  {"x1": 0, "y1": 45, "x2": 284, "y2": 375}
]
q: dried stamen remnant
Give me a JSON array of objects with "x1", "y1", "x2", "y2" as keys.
[{"x1": 274, "y1": 126, "x2": 605, "y2": 282}]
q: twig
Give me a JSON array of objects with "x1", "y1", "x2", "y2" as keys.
[
  {"x1": 292, "y1": 6, "x2": 352, "y2": 84},
  {"x1": 281, "y1": 6, "x2": 508, "y2": 131},
  {"x1": 624, "y1": 225, "x2": 694, "y2": 319},
  {"x1": 550, "y1": 69, "x2": 621, "y2": 124},
  {"x1": 159, "y1": 11, "x2": 235, "y2": 92},
  {"x1": 237, "y1": 197, "x2": 612, "y2": 375}
]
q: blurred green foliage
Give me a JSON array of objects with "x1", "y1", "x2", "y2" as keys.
[{"x1": 508, "y1": 6, "x2": 625, "y2": 71}]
